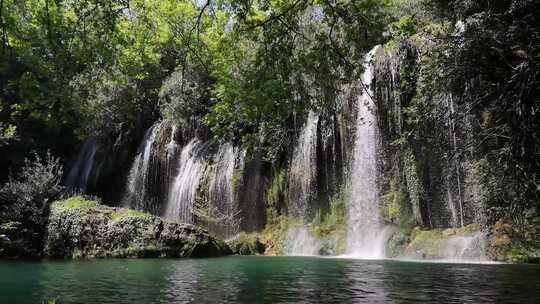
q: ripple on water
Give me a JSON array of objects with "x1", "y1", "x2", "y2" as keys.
[{"x1": 0, "y1": 257, "x2": 539, "y2": 304}]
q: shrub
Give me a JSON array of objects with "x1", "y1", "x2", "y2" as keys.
[
  {"x1": 0, "y1": 151, "x2": 63, "y2": 257},
  {"x1": 0, "y1": 152, "x2": 63, "y2": 223}
]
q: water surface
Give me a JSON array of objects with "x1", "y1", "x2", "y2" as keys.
[{"x1": 1, "y1": 256, "x2": 539, "y2": 303}]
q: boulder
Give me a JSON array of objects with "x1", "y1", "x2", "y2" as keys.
[
  {"x1": 226, "y1": 233, "x2": 266, "y2": 255},
  {"x1": 44, "y1": 197, "x2": 231, "y2": 259}
]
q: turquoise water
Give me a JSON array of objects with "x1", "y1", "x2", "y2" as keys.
[{"x1": 1, "y1": 256, "x2": 539, "y2": 303}]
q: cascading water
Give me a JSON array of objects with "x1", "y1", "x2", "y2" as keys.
[
  {"x1": 123, "y1": 123, "x2": 160, "y2": 210},
  {"x1": 122, "y1": 119, "x2": 240, "y2": 229},
  {"x1": 65, "y1": 139, "x2": 99, "y2": 192},
  {"x1": 345, "y1": 46, "x2": 387, "y2": 259},
  {"x1": 288, "y1": 111, "x2": 319, "y2": 221},
  {"x1": 445, "y1": 94, "x2": 465, "y2": 228},
  {"x1": 284, "y1": 112, "x2": 321, "y2": 256},
  {"x1": 166, "y1": 125, "x2": 179, "y2": 174},
  {"x1": 165, "y1": 139, "x2": 206, "y2": 224},
  {"x1": 206, "y1": 143, "x2": 239, "y2": 237}
]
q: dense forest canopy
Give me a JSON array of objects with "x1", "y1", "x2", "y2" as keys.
[{"x1": 0, "y1": 0, "x2": 391, "y2": 156}]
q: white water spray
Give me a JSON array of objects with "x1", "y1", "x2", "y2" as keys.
[
  {"x1": 283, "y1": 226, "x2": 321, "y2": 256},
  {"x1": 346, "y1": 46, "x2": 387, "y2": 259}
]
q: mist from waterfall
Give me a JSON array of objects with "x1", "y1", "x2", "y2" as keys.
[
  {"x1": 65, "y1": 139, "x2": 99, "y2": 192},
  {"x1": 288, "y1": 111, "x2": 319, "y2": 221},
  {"x1": 283, "y1": 226, "x2": 320, "y2": 256},
  {"x1": 443, "y1": 231, "x2": 486, "y2": 261},
  {"x1": 345, "y1": 46, "x2": 387, "y2": 259}
]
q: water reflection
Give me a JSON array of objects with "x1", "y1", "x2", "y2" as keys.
[{"x1": 0, "y1": 257, "x2": 539, "y2": 304}]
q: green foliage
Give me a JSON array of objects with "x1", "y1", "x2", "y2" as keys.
[
  {"x1": 1, "y1": 0, "x2": 395, "y2": 166},
  {"x1": 266, "y1": 168, "x2": 286, "y2": 210},
  {"x1": 0, "y1": 123, "x2": 16, "y2": 146},
  {"x1": 380, "y1": 176, "x2": 415, "y2": 229},
  {"x1": 159, "y1": 64, "x2": 211, "y2": 127},
  {"x1": 231, "y1": 168, "x2": 243, "y2": 195},
  {"x1": 312, "y1": 194, "x2": 347, "y2": 237},
  {"x1": 204, "y1": 0, "x2": 392, "y2": 155},
  {"x1": 0, "y1": 152, "x2": 63, "y2": 222},
  {"x1": 390, "y1": 16, "x2": 417, "y2": 37},
  {"x1": 262, "y1": 215, "x2": 291, "y2": 256},
  {"x1": 1, "y1": 0, "x2": 538, "y2": 251},
  {"x1": 0, "y1": 152, "x2": 63, "y2": 257},
  {"x1": 413, "y1": 0, "x2": 540, "y2": 223},
  {"x1": 309, "y1": 192, "x2": 347, "y2": 255},
  {"x1": 52, "y1": 196, "x2": 154, "y2": 223}
]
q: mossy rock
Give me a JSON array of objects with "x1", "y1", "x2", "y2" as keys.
[
  {"x1": 485, "y1": 220, "x2": 540, "y2": 263},
  {"x1": 44, "y1": 196, "x2": 231, "y2": 259},
  {"x1": 386, "y1": 229, "x2": 409, "y2": 258},
  {"x1": 227, "y1": 233, "x2": 266, "y2": 255},
  {"x1": 395, "y1": 224, "x2": 486, "y2": 260}
]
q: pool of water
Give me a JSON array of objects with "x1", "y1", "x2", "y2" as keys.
[{"x1": 1, "y1": 256, "x2": 539, "y2": 303}]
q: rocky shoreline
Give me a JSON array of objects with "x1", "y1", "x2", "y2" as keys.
[
  {"x1": 1, "y1": 197, "x2": 538, "y2": 263},
  {"x1": 1, "y1": 197, "x2": 231, "y2": 259}
]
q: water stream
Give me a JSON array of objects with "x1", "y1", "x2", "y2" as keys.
[
  {"x1": 345, "y1": 46, "x2": 387, "y2": 259},
  {"x1": 123, "y1": 123, "x2": 161, "y2": 211},
  {"x1": 288, "y1": 111, "x2": 319, "y2": 221},
  {"x1": 65, "y1": 139, "x2": 99, "y2": 192},
  {"x1": 165, "y1": 139, "x2": 207, "y2": 224}
]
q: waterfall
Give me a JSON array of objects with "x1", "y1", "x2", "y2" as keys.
[
  {"x1": 165, "y1": 140, "x2": 239, "y2": 229},
  {"x1": 165, "y1": 139, "x2": 206, "y2": 224},
  {"x1": 123, "y1": 120, "x2": 240, "y2": 229},
  {"x1": 123, "y1": 123, "x2": 160, "y2": 210},
  {"x1": 65, "y1": 139, "x2": 99, "y2": 192},
  {"x1": 206, "y1": 143, "x2": 239, "y2": 237},
  {"x1": 447, "y1": 94, "x2": 465, "y2": 227},
  {"x1": 288, "y1": 111, "x2": 319, "y2": 221},
  {"x1": 345, "y1": 46, "x2": 387, "y2": 259}
]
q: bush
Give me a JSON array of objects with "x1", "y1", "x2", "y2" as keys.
[
  {"x1": 0, "y1": 152, "x2": 63, "y2": 257},
  {"x1": 0, "y1": 152, "x2": 63, "y2": 223}
]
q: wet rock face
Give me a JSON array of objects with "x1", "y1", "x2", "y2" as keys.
[
  {"x1": 44, "y1": 198, "x2": 231, "y2": 259},
  {"x1": 385, "y1": 224, "x2": 487, "y2": 261},
  {"x1": 226, "y1": 233, "x2": 266, "y2": 255}
]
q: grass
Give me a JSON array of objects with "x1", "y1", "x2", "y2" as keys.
[
  {"x1": 52, "y1": 196, "x2": 99, "y2": 212},
  {"x1": 52, "y1": 196, "x2": 152, "y2": 222},
  {"x1": 108, "y1": 208, "x2": 152, "y2": 222}
]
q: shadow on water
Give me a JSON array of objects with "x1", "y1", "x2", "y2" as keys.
[{"x1": 0, "y1": 257, "x2": 539, "y2": 304}]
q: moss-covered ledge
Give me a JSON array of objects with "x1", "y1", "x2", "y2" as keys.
[{"x1": 44, "y1": 196, "x2": 231, "y2": 259}]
